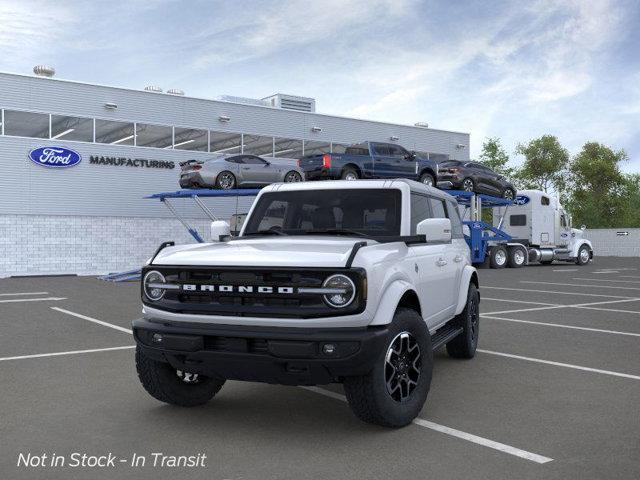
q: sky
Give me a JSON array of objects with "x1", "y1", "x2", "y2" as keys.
[{"x1": 1, "y1": 0, "x2": 639, "y2": 171}]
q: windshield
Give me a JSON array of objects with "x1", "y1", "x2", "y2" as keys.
[{"x1": 243, "y1": 189, "x2": 402, "y2": 237}]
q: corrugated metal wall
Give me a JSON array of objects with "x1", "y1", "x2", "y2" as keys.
[{"x1": 584, "y1": 229, "x2": 640, "y2": 257}]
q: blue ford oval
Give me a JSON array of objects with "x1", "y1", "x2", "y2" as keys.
[
  {"x1": 28, "y1": 146, "x2": 82, "y2": 168},
  {"x1": 514, "y1": 195, "x2": 530, "y2": 206}
]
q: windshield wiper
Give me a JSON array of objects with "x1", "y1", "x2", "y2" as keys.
[
  {"x1": 244, "y1": 229, "x2": 288, "y2": 236},
  {"x1": 306, "y1": 228, "x2": 372, "y2": 238}
]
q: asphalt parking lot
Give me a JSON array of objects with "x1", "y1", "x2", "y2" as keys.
[{"x1": 1, "y1": 257, "x2": 640, "y2": 480}]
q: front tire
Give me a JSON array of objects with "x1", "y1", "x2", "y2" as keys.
[
  {"x1": 446, "y1": 284, "x2": 480, "y2": 359},
  {"x1": 135, "y1": 347, "x2": 225, "y2": 407},
  {"x1": 344, "y1": 308, "x2": 433, "y2": 428},
  {"x1": 502, "y1": 188, "x2": 516, "y2": 200},
  {"x1": 576, "y1": 245, "x2": 591, "y2": 265},
  {"x1": 462, "y1": 178, "x2": 475, "y2": 192},
  {"x1": 215, "y1": 171, "x2": 236, "y2": 190}
]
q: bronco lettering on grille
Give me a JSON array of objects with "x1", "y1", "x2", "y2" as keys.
[{"x1": 181, "y1": 284, "x2": 295, "y2": 294}]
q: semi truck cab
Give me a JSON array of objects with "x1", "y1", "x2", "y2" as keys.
[{"x1": 494, "y1": 189, "x2": 593, "y2": 265}]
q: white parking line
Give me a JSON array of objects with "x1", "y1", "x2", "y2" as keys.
[
  {"x1": 482, "y1": 315, "x2": 640, "y2": 338},
  {"x1": 478, "y1": 350, "x2": 640, "y2": 381},
  {"x1": 482, "y1": 298, "x2": 640, "y2": 316},
  {"x1": 0, "y1": 346, "x2": 135, "y2": 362},
  {"x1": 483, "y1": 297, "x2": 559, "y2": 307},
  {"x1": 481, "y1": 286, "x2": 638, "y2": 299},
  {"x1": 573, "y1": 278, "x2": 640, "y2": 284},
  {"x1": 482, "y1": 305, "x2": 565, "y2": 316},
  {"x1": 51, "y1": 307, "x2": 133, "y2": 334},
  {"x1": 0, "y1": 291, "x2": 49, "y2": 296},
  {"x1": 618, "y1": 275, "x2": 640, "y2": 279},
  {"x1": 0, "y1": 297, "x2": 67, "y2": 304},
  {"x1": 301, "y1": 387, "x2": 553, "y2": 464},
  {"x1": 553, "y1": 269, "x2": 578, "y2": 272},
  {"x1": 520, "y1": 281, "x2": 640, "y2": 291}
]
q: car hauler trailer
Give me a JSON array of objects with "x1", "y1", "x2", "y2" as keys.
[{"x1": 492, "y1": 190, "x2": 593, "y2": 266}]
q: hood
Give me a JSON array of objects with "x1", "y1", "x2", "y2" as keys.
[
  {"x1": 152, "y1": 236, "x2": 364, "y2": 268},
  {"x1": 571, "y1": 227, "x2": 585, "y2": 239}
]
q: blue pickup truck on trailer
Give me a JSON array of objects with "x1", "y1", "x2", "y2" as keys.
[{"x1": 298, "y1": 141, "x2": 439, "y2": 187}]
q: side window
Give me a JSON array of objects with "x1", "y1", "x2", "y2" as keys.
[
  {"x1": 410, "y1": 193, "x2": 431, "y2": 234},
  {"x1": 429, "y1": 198, "x2": 447, "y2": 219},
  {"x1": 387, "y1": 145, "x2": 405, "y2": 157},
  {"x1": 541, "y1": 196, "x2": 550, "y2": 206},
  {"x1": 510, "y1": 214, "x2": 527, "y2": 226},
  {"x1": 243, "y1": 156, "x2": 266, "y2": 165},
  {"x1": 446, "y1": 201, "x2": 464, "y2": 238},
  {"x1": 226, "y1": 156, "x2": 242, "y2": 163},
  {"x1": 373, "y1": 144, "x2": 390, "y2": 156}
]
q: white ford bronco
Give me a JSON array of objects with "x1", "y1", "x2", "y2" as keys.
[{"x1": 133, "y1": 179, "x2": 480, "y2": 427}]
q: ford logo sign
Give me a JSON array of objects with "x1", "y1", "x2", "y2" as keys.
[
  {"x1": 28, "y1": 146, "x2": 82, "y2": 168},
  {"x1": 514, "y1": 195, "x2": 530, "y2": 205}
]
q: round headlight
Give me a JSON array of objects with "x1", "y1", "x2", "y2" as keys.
[
  {"x1": 322, "y1": 274, "x2": 356, "y2": 308},
  {"x1": 143, "y1": 270, "x2": 166, "y2": 301}
]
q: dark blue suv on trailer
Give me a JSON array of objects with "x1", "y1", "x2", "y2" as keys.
[{"x1": 298, "y1": 141, "x2": 439, "y2": 187}]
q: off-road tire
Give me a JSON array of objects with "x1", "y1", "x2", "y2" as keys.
[
  {"x1": 446, "y1": 284, "x2": 480, "y2": 359},
  {"x1": 343, "y1": 308, "x2": 433, "y2": 428},
  {"x1": 135, "y1": 347, "x2": 225, "y2": 407},
  {"x1": 341, "y1": 167, "x2": 359, "y2": 181},
  {"x1": 576, "y1": 245, "x2": 591, "y2": 265},
  {"x1": 489, "y1": 245, "x2": 508, "y2": 269},
  {"x1": 507, "y1": 245, "x2": 526, "y2": 268}
]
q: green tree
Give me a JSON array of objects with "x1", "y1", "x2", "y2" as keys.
[
  {"x1": 619, "y1": 174, "x2": 640, "y2": 228},
  {"x1": 566, "y1": 142, "x2": 628, "y2": 228},
  {"x1": 515, "y1": 135, "x2": 569, "y2": 193},
  {"x1": 479, "y1": 137, "x2": 515, "y2": 178}
]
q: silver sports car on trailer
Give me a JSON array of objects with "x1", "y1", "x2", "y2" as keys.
[{"x1": 179, "y1": 154, "x2": 305, "y2": 189}]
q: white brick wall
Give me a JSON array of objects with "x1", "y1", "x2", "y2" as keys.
[
  {"x1": 583, "y1": 228, "x2": 640, "y2": 257},
  {"x1": 0, "y1": 214, "x2": 213, "y2": 277}
]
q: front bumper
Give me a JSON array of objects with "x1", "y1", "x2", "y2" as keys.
[{"x1": 133, "y1": 318, "x2": 390, "y2": 385}]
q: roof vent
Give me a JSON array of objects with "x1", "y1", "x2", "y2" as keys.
[
  {"x1": 144, "y1": 85, "x2": 163, "y2": 93},
  {"x1": 167, "y1": 88, "x2": 185, "y2": 96},
  {"x1": 33, "y1": 65, "x2": 55, "y2": 78},
  {"x1": 262, "y1": 93, "x2": 316, "y2": 113},
  {"x1": 414, "y1": 122, "x2": 429, "y2": 128}
]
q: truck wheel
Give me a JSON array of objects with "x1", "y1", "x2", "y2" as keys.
[
  {"x1": 489, "y1": 245, "x2": 507, "y2": 268},
  {"x1": 135, "y1": 347, "x2": 225, "y2": 407},
  {"x1": 446, "y1": 284, "x2": 480, "y2": 359},
  {"x1": 343, "y1": 308, "x2": 433, "y2": 428},
  {"x1": 507, "y1": 246, "x2": 526, "y2": 268},
  {"x1": 419, "y1": 172, "x2": 435, "y2": 187},
  {"x1": 341, "y1": 167, "x2": 359, "y2": 181},
  {"x1": 576, "y1": 245, "x2": 591, "y2": 265}
]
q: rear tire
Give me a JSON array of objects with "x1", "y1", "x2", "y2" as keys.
[
  {"x1": 341, "y1": 167, "x2": 359, "y2": 181},
  {"x1": 502, "y1": 188, "x2": 516, "y2": 200},
  {"x1": 344, "y1": 308, "x2": 433, "y2": 428},
  {"x1": 135, "y1": 347, "x2": 225, "y2": 407},
  {"x1": 507, "y1": 246, "x2": 526, "y2": 268},
  {"x1": 215, "y1": 171, "x2": 236, "y2": 190},
  {"x1": 489, "y1": 245, "x2": 508, "y2": 269},
  {"x1": 462, "y1": 178, "x2": 475, "y2": 192},
  {"x1": 419, "y1": 172, "x2": 435, "y2": 187},
  {"x1": 284, "y1": 170, "x2": 303, "y2": 183},
  {"x1": 446, "y1": 284, "x2": 480, "y2": 359}
]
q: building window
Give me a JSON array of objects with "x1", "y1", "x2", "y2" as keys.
[
  {"x1": 210, "y1": 131, "x2": 242, "y2": 154},
  {"x1": 173, "y1": 127, "x2": 208, "y2": 151},
  {"x1": 273, "y1": 137, "x2": 303, "y2": 158},
  {"x1": 243, "y1": 134, "x2": 274, "y2": 156},
  {"x1": 135, "y1": 123, "x2": 173, "y2": 148},
  {"x1": 50, "y1": 114, "x2": 94, "y2": 142},
  {"x1": 331, "y1": 143, "x2": 349, "y2": 154},
  {"x1": 95, "y1": 119, "x2": 135, "y2": 145},
  {"x1": 3, "y1": 110, "x2": 50, "y2": 139},
  {"x1": 303, "y1": 140, "x2": 331, "y2": 156}
]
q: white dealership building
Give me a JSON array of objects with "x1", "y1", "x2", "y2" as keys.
[{"x1": 0, "y1": 68, "x2": 470, "y2": 277}]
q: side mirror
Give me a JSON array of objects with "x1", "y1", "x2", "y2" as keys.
[
  {"x1": 210, "y1": 220, "x2": 230, "y2": 242},
  {"x1": 416, "y1": 218, "x2": 452, "y2": 243},
  {"x1": 581, "y1": 224, "x2": 586, "y2": 231}
]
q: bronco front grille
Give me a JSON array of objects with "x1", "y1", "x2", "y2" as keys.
[{"x1": 142, "y1": 266, "x2": 366, "y2": 319}]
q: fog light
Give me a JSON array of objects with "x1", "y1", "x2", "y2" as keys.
[
  {"x1": 322, "y1": 343, "x2": 336, "y2": 355},
  {"x1": 152, "y1": 333, "x2": 163, "y2": 343}
]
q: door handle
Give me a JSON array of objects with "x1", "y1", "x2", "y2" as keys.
[
  {"x1": 436, "y1": 258, "x2": 447, "y2": 267},
  {"x1": 454, "y1": 255, "x2": 464, "y2": 263},
  {"x1": 241, "y1": 167, "x2": 250, "y2": 170}
]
